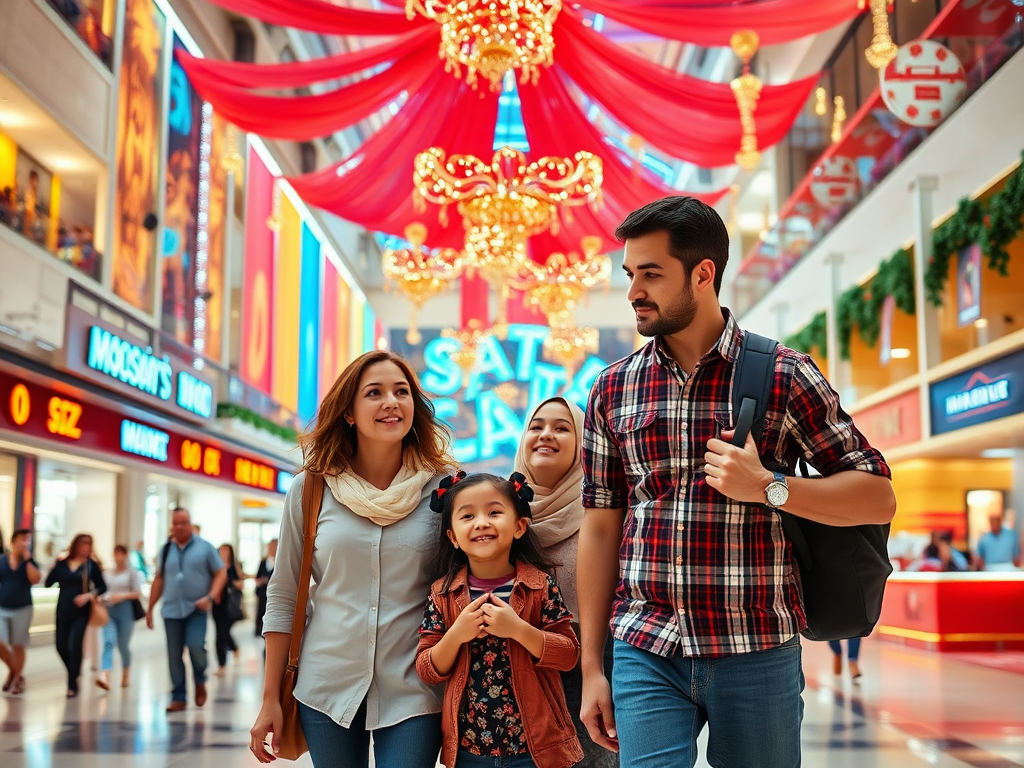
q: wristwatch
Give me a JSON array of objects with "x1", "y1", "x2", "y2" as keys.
[{"x1": 764, "y1": 472, "x2": 789, "y2": 509}]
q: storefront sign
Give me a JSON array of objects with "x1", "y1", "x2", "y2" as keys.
[
  {"x1": 60, "y1": 306, "x2": 216, "y2": 424},
  {"x1": 854, "y1": 388, "x2": 922, "y2": 452},
  {"x1": 0, "y1": 368, "x2": 290, "y2": 494},
  {"x1": 930, "y1": 348, "x2": 1024, "y2": 435}
]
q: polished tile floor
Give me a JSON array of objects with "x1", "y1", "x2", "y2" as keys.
[{"x1": 1, "y1": 620, "x2": 1022, "y2": 768}]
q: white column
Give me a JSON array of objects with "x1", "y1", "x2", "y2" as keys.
[
  {"x1": 115, "y1": 468, "x2": 149, "y2": 550},
  {"x1": 911, "y1": 176, "x2": 940, "y2": 439},
  {"x1": 1010, "y1": 452, "x2": 1024, "y2": 544},
  {"x1": 772, "y1": 302, "x2": 788, "y2": 342},
  {"x1": 825, "y1": 253, "x2": 843, "y2": 386}
]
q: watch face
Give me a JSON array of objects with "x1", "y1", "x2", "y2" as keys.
[{"x1": 766, "y1": 483, "x2": 789, "y2": 508}]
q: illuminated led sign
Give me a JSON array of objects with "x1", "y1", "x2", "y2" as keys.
[
  {"x1": 46, "y1": 397, "x2": 83, "y2": 440},
  {"x1": 930, "y1": 348, "x2": 1024, "y2": 435},
  {"x1": 120, "y1": 420, "x2": 170, "y2": 462},
  {"x1": 88, "y1": 326, "x2": 173, "y2": 401},
  {"x1": 176, "y1": 371, "x2": 213, "y2": 419},
  {"x1": 1, "y1": 371, "x2": 292, "y2": 494}
]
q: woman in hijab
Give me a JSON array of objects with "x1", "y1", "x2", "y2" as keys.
[{"x1": 515, "y1": 396, "x2": 618, "y2": 767}]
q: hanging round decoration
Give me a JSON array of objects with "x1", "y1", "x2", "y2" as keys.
[
  {"x1": 810, "y1": 155, "x2": 860, "y2": 209},
  {"x1": 880, "y1": 40, "x2": 967, "y2": 128}
]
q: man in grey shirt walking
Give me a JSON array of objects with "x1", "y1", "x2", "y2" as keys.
[{"x1": 146, "y1": 509, "x2": 226, "y2": 713}]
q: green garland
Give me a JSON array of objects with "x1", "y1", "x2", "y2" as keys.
[
  {"x1": 834, "y1": 248, "x2": 916, "y2": 360},
  {"x1": 925, "y1": 149, "x2": 1024, "y2": 305},
  {"x1": 784, "y1": 311, "x2": 827, "y2": 358},
  {"x1": 216, "y1": 402, "x2": 299, "y2": 444}
]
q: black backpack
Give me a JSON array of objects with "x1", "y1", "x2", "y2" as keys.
[{"x1": 731, "y1": 331, "x2": 892, "y2": 642}]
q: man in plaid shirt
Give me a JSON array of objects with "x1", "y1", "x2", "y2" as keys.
[{"x1": 578, "y1": 197, "x2": 895, "y2": 767}]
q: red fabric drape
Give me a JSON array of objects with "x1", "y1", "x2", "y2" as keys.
[
  {"x1": 578, "y1": 0, "x2": 862, "y2": 47},
  {"x1": 286, "y1": 67, "x2": 501, "y2": 250},
  {"x1": 175, "y1": 41, "x2": 439, "y2": 140},
  {"x1": 176, "y1": 27, "x2": 437, "y2": 89},
  {"x1": 460, "y1": 276, "x2": 491, "y2": 328},
  {"x1": 518, "y1": 67, "x2": 729, "y2": 255},
  {"x1": 200, "y1": 0, "x2": 428, "y2": 36},
  {"x1": 554, "y1": 13, "x2": 818, "y2": 167}
]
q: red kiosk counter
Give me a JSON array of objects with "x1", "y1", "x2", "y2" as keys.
[{"x1": 877, "y1": 572, "x2": 1024, "y2": 652}]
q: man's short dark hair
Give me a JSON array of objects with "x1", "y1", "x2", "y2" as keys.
[
  {"x1": 12, "y1": 529, "x2": 31, "y2": 543},
  {"x1": 614, "y1": 196, "x2": 730, "y2": 295}
]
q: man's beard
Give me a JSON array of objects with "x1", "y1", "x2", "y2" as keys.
[{"x1": 633, "y1": 284, "x2": 698, "y2": 337}]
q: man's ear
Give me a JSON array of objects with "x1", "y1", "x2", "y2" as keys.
[{"x1": 693, "y1": 259, "x2": 717, "y2": 294}]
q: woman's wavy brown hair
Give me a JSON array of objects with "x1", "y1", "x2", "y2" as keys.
[{"x1": 300, "y1": 351, "x2": 453, "y2": 476}]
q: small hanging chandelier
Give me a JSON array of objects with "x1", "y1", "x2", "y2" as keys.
[
  {"x1": 406, "y1": 0, "x2": 562, "y2": 91},
  {"x1": 381, "y1": 223, "x2": 463, "y2": 345},
  {"x1": 862, "y1": 0, "x2": 897, "y2": 70},
  {"x1": 441, "y1": 319, "x2": 488, "y2": 385},
  {"x1": 730, "y1": 29, "x2": 763, "y2": 172},
  {"x1": 543, "y1": 326, "x2": 599, "y2": 375},
  {"x1": 513, "y1": 237, "x2": 612, "y2": 328}
]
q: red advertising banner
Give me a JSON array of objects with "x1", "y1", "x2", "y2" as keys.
[
  {"x1": 0, "y1": 365, "x2": 292, "y2": 495},
  {"x1": 242, "y1": 146, "x2": 275, "y2": 393},
  {"x1": 854, "y1": 388, "x2": 922, "y2": 453}
]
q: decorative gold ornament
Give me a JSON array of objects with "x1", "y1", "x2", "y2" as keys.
[
  {"x1": 221, "y1": 124, "x2": 244, "y2": 177},
  {"x1": 511, "y1": 238, "x2": 611, "y2": 328},
  {"x1": 494, "y1": 381, "x2": 520, "y2": 405},
  {"x1": 864, "y1": 0, "x2": 897, "y2": 70},
  {"x1": 266, "y1": 180, "x2": 282, "y2": 232},
  {"x1": 730, "y1": 30, "x2": 763, "y2": 172},
  {"x1": 382, "y1": 223, "x2": 464, "y2": 345},
  {"x1": 543, "y1": 325, "x2": 599, "y2": 375},
  {"x1": 831, "y1": 96, "x2": 847, "y2": 144},
  {"x1": 442, "y1": 319, "x2": 488, "y2": 384},
  {"x1": 406, "y1": 0, "x2": 561, "y2": 91},
  {"x1": 814, "y1": 87, "x2": 828, "y2": 117}
]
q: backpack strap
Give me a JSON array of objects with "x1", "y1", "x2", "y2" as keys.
[
  {"x1": 730, "y1": 330, "x2": 814, "y2": 571},
  {"x1": 160, "y1": 540, "x2": 171, "y2": 576}
]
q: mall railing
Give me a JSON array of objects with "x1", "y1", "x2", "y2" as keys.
[{"x1": 733, "y1": 0, "x2": 1024, "y2": 316}]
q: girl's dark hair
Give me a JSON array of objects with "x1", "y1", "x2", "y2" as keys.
[
  {"x1": 219, "y1": 543, "x2": 237, "y2": 569},
  {"x1": 429, "y1": 473, "x2": 556, "y2": 593},
  {"x1": 114, "y1": 544, "x2": 128, "y2": 556}
]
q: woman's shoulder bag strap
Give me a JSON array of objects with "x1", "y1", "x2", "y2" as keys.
[{"x1": 288, "y1": 474, "x2": 324, "y2": 666}]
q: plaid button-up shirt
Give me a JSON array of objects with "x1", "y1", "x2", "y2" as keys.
[{"x1": 582, "y1": 311, "x2": 890, "y2": 657}]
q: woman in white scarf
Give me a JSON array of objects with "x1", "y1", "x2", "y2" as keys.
[
  {"x1": 515, "y1": 397, "x2": 618, "y2": 767},
  {"x1": 251, "y1": 351, "x2": 453, "y2": 768}
]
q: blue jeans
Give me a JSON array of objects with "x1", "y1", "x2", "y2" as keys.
[
  {"x1": 456, "y1": 753, "x2": 536, "y2": 765},
  {"x1": 298, "y1": 699, "x2": 442, "y2": 768},
  {"x1": 827, "y1": 638, "x2": 861, "y2": 662},
  {"x1": 102, "y1": 601, "x2": 135, "y2": 671},
  {"x1": 164, "y1": 610, "x2": 209, "y2": 702},
  {"x1": 456, "y1": 750, "x2": 538, "y2": 767},
  {"x1": 612, "y1": 636, "x2": 804, "y2": 768}
]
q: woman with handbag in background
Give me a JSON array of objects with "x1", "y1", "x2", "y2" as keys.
[
  {"x1": 249, "y1": 350, "x2": 453, "y2": 767},
  {"x1": 44, "y1": 533, "x2": 107, "y2": 698},
  {"x1": 97, "y1": 544, "x2": 142, "y2": 691},
  {"x1": 213, "y1": 543, "x2": 246, "y2": 675}
]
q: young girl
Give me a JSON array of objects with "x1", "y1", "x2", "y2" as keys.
[{"x1": 417, "y1": 472, "x2": 584, "y2": 768}]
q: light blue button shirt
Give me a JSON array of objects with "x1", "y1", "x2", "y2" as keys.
[
  {"x1": 977, "y1": 527, "x2": 1021, "y2": 570},
  {"x1": 157, "y1": 535, "x2": 225, "y2": 619}
]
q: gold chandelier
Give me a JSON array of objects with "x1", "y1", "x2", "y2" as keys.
[
  {"x1": 406, "y1": 0, "x2": 562, "y2": 91},
  {"x1": 730, "y1": 30, "x2": 763, "y2": 172},
  {"x1": 862, "y1": 0, "x2": 897, "y2": 70},
  {"x1": 414, "y1": 146, "x2": 603, "y2": 237},
  {"x1": 512, "y1": 237, "x2": 611, "y2": 328},
  {"x1": 382, "y1": 223, "x2": 464, "y2": 345},
  {"x1": 415, "y1": 145, "x2": 602, "y2": 338},
  {"x1": 543, "y1": 326, "x2": 599, "y2": 374},
  {"x1": 442, "y1": 319, "x2": 488, "y2": 385}
]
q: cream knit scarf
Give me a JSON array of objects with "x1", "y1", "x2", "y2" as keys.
[{"x1": 326, "y1": 453, "x2": 435, "y2": 527}]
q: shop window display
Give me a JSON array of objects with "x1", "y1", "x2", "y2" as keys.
[{"x1": 45, "y1": 0, "x2": 114, "y2": 68}]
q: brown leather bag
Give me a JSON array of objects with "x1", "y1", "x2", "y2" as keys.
[
  {"x1": 276, "y1": 473, "x2": 324, "y2": 761},
  {"x1": 83, "y1": 562, "x2": 109, "y2": 628}
]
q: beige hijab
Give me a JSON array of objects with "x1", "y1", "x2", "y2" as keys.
[
  {"x1": 513, "y1": 397, "x2": 586, "y2": 548},
  {"x1": 326, "y1": 449, "x2": 435, "y2": 527}
]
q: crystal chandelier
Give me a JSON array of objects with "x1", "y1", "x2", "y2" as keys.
[
  {"x1": 381, "y1": 223, "x2": 464, "y2": 345},
  {"x1": 862, "y1": 0, "x2": 897, "y2": 70},
  {"x1": 730, "y1": 30, "x2": 763, "y2": 172},
  {"x1": 406, "y1": 0, "x2": 562, "y2": 91},
  {"x1": 513, "y1": 237, "x2": 611, "y2": 328},
  {"x1": 543, "y1": 326, "x2": 599, "y2": 374}
]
